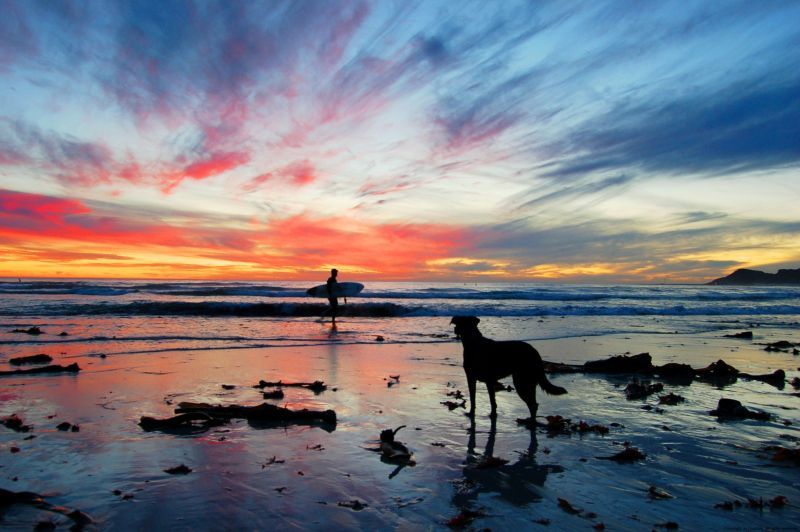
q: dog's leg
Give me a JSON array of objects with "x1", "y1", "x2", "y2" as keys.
[
  {"x1": 487, "y1": 382, "x2": 498, "y2": 419},
  {"x1": 466, "y1": 375, "x2": 476, "y2": 418},
  {"x1": 513, "y1": 373, "x2": 539, "y2": 424}
]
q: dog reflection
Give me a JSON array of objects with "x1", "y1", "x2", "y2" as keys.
[{"x1": 452, "y1": 421, "x2": 563, "y2": 508}]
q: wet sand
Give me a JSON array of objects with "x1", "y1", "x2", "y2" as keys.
[{"x1": 2, "y1": 329, "x2": 799, "y2": 529}]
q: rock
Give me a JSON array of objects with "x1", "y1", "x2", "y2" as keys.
[
  {"x1": 708, "y1": 267, "x2": 800, "y2": 285},
  {"x1": 139, "y1": 412, "x2": 228, "y2": 432},
  {"x1": 625, "y1": 380, "x2": 664, "y2": 400},
  {"x1": 597, "y1": 446, "x2": 646, "y2": 462},
  {"x1": 724, "y1": 331, "x2": 753, "y2": 339},
  {"x1": 696, "y1": 359, "x2": 739, "y2": 385},
  {"x1": 11, "y1": 326, "x2": 43, "y2": 335},
  {"x1": 164, "y1": 464, "x2": 192, "y2": 474},
  {"x1": 375, "y1": 336, "x2": 385, "y2": 342},
  {"x1": 8, "y1": 354, "x2": 53, "y2": 365},
  {"x1": 584, "y1": 352, "x2": 653, "y2": 373},
  {"x1": 56, "y1": 422, "x2": 72, "y2": 431},
  {"x1": 2, "y1": 414, "x2": 32, "y2": 432},
  {"x1": 710, "y1": 398, "x2": 771, "y2": 421},
  {"x1": 650, "y1": 363, "x2": 695, "y2": 384},
  {"x1": 0, "y1": 363, "x2": 80, "y2": 377},
  {"x1": 765, "y1": 340, "x2": 795, "y2": 352},
  {"x1": 221, "y1": 384, "x2": 236, "y2": 390},
  {"x1": 658, "y1": 393, "x2": 685, "y2": 405}
]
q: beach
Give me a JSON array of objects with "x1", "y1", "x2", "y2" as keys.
[{"x1": 1, "y1": 281, "x2": 799, "y2": 529}]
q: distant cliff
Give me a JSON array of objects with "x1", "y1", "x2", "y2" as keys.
[{"x1": 708, "y1": 268, "x2": 800, "y2": 285}]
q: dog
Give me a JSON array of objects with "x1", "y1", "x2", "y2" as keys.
[{"x1": 451, "y1": 316, "x2": 567, "y2": 423}]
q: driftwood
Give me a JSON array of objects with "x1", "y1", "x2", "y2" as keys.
[
  {"x1": 0, "y1": 488, "x2": 92, "y2": 528},
  {"x1": 8, "y1": 354, "x2": 53, "y2": 365},
  {"x1": 253, "y1": 380, "x2": 327, "y2": 393},
  {"x1": 139, "y1": 412, "x2": 228, "y2": 433},
  {"x1": 175, "y1": 401, "x2": 337, "y2": 426},
  {"x1": 0, "y1": 363, "x2": 80, "y2": 377}
]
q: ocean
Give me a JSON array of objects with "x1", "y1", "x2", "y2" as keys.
[{"x1": 1, "y1": 279, "x2": 799, "y2": 363}]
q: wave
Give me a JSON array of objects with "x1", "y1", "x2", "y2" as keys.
[
  {"x1": 4, "y1": 282, "x2": 800, "y2": 304},
  {"x1": 4, "y1": 300, "x2": 800, "y2": 318}
]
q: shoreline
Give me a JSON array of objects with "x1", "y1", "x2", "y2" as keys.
[{"x1": 2, "y1": 331, "x2": 799, "y2": 529}]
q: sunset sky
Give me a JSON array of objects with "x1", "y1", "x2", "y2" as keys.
[{"x1": 1, "y1": 0, "x2": 798, "y2": 282}]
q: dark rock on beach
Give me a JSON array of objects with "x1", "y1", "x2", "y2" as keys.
[
  {"x1": 11, "y1": 326, "x2": 43, "y2": 335},
  {"x1": 724, "y1": 331, "x2": 753, "y2": 339},
  {"x1": 0, "y1": 363, "x2": 80, "y2": 377},
  {"x1": 625, "y1": 380, "x2": 664, "y2": 400},
  {"x1": 710, "y1": 398, "x2": 771, "y2": 421},
  {"x1": 584, "y1": 352, "x2": 652, "y2": 373},
  {"x1": 651, "y1": 363, "x2": 695, "y2": 384},
  {"x1": 8, "y1": 354, "x2": 53, "y2": 365}
]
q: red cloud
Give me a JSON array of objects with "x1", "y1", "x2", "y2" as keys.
[
  {"x1": 256, "y1": 214, "x2": 469, "y2": 276},
  {"x1": 243, "y1": 159, "x2": 318, "y2": 192},
  {"x1": 0, "y1": 189, "x2": 473, "y2": 279},
  {"x1": 0, "y1": 189, "x2": 90, "y2": 226}
]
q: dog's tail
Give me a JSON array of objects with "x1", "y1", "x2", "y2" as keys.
[{"x1": 538, "y1": 366, "x2": 567, "y2": 395}]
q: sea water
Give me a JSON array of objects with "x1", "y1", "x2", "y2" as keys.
[{"x1": 1, "y1": 279, "x2": 799, "y2": 361}]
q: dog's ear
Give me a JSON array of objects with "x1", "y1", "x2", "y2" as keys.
[{"x1": 469, "y1": 316, "x2": 480, "y2": 326}]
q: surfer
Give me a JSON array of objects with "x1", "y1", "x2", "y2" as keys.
[{"x1": 326, "y1": 268, "x2": 339, "y2": 324}]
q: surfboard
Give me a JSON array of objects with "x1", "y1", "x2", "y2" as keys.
[{"x1": 306, "y1": 282, "x2": 364, "y2": 298}]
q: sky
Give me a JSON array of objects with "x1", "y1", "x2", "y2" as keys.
[{"x1": 1, "y1": 0, "x2": 799, "y2": 283}]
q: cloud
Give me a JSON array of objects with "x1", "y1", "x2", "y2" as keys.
[{"x1": 543, "y1": 77, "x2": 800, "y2": 179}]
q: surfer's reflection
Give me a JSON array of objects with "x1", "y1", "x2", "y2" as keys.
[{"x1": 452, "y1": 420, "x2": 563, "y2": 509}]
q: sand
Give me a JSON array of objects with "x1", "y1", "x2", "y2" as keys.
[{"x1": 2, "y1": 329, "x2": 799, "y2": 529}]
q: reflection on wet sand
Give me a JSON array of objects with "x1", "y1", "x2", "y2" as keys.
[{"x1": 453, "y1": 420, "x2": 564, "y2": 510}]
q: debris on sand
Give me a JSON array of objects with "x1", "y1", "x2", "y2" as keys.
[
  {"x1": 261, "y1": 456, "x2": 285, "y2": 468},
  {"x1": 658, "y1": 393, "x2": 686, "y2": 405},
  {"x1": 375, "y1": 335, "x2": 385, "y2": 342},
  {"x1": 387, "y1": 375, "x2": 400, "y2": 387},
  {"x1": 0, "y1": 363, "x2": 80, "y2": 377},
  {"x1": 0, "y1": 488, "x2": 92, "y2": 528},
  {"x1": 446, "y1": 389, "x2": 464, "y2": 400},
  {"x1": 766, "y1": 445, "x2": 800, "y2": 464},
  {"x1": 557, "y1": 497, "x2": 584, "y2": 515},
  {"x1": 164, "y1": 464, "x2": 192, "y2": 474},
  {"x1": 8, "y1": 354, "x2": 53, "y2": 365},
  {"x1": 56, "y1": 422, "x2": 79, "y2": 432},
  {"x1": 544, "y1": 415, "x2": 609, "y2": 435},
  {"x1": 710, "y1": 398, "x2": 771, "y2": 421},
  {"x1": 791, "y1": 377, "x2": 800, "y2": 389},
  {"x1": 2, "y1": 414, "x2": 32, "y2": 432},
  {"x1": 648, "y1": 486, "x2": 674, "y2": 500},
  {"x1": 716, "y1": 496, "x2": 789, "y2": 510},
  {"x1": 254, "y1": 379, "x2": 327, "y2": 393},
  {"x1": 221, "y1": 384, "x2": 236, "y2": 390},
  {"x1": 176, "y1": 401, "x2": 337, "y2": 426},
  {"x1": 654, "y1": 522, "x2": 679, "y2": 529},
  {"x1": 597, "y1": 444, "x2": 646, "y2": 462},
  {"x1": 725, "y1": 331, "x2": 753, "y2": 339},
  {"x1": 11, "y1": 326, "x2": 43, "y2": 335},
  {"x1": 446, "y1": 508, "x2": 484, "y2": 528},
  {"x1": 262, "y1": 389, "x2": 285, "y2": 400},
  {"x1": 624, "y1": 380, "x2": 664, "y2": 400},
  {"x1": 380, "y1": 425, "x2": 413, "y2": 462},
  {"x1": 441, "y1": 400, "x2": 466, "y2": 410},
  {"x1": 338, "y1": 499, "x2": 368, "y2": 511}
]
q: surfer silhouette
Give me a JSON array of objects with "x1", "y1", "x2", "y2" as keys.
[{"x1": 326, "y1": 268, "x2": 339, "y2": 324}]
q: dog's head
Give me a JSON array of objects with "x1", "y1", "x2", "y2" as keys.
[{"x1": 450, "y1": 316, "x2": 480, "y2": 339}]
